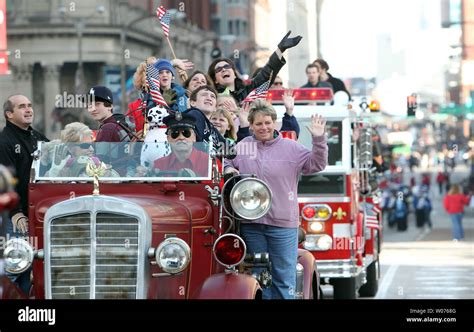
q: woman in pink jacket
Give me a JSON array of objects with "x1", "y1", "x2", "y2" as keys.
[
  {"x1": 225, "y1": 99, "x2": 327, "y2": 299},
  {"x1": 443, "y1": 184, "x2": 470, "y2": 241}
]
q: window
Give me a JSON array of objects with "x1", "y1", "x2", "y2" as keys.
[
  {"x1": 298, "y1": 174, "x2": 346, "y2": 195},
  {"x1": 236, "y1": 20, "x2": 240, "y2": 35},
  {"x1": 228, "y1": 20, "x2": 233, "y2": 34},
  {"x1": 298, "y1": 120, "x2": 343, "y2": 166}
]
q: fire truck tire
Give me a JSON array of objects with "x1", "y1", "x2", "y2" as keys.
[
  {"x1": 359, "y1": 260, "x2": 379, "y2": 297},
  {"x1": 332, "y1": 277, "x2": 357, "y2": 299}
]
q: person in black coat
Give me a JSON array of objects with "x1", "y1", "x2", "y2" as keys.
[
  {"x1": 208, "y1": 31, "x2": 302, "y2": 104},
  {"x1": 0, "y1": 94, "x2": 48, "y2": 294},
  {"x1": 313, "y1": 58, "x2": 351, "y2": 100}
]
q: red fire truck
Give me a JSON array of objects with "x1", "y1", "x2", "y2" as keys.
[
  {"x1": 2, "y1": 141, "x2": 319, "y2": 299},
  {"x1": 272, "y1": 89, "x2": 383, "y2": 299}
]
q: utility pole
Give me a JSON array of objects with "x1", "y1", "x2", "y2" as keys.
[{"x1": 316, "y1": 0, "x2": 324, "y2": 59}]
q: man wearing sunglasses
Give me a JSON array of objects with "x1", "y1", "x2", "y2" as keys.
[{"x1": 153, "y1": 113, "x2": 209, "y2": 177}]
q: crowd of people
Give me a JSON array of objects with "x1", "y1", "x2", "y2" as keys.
[{"x1": 0, "y1": 30, "x2": 343, "y2": 299}]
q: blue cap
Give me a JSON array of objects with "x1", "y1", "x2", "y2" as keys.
[{"x1": 154, "y1": 59, "x2": 176, "y2": 77}]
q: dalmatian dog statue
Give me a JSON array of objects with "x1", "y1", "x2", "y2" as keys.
[{"x1": 140, "y1": 105, "x2": 172, "y2": 168}]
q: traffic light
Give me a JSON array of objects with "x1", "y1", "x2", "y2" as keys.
[{"x1": 407, "y1": 95, "x2": 417, "y2": 116}]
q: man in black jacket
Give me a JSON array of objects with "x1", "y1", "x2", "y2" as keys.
[
  {"x1": 184, "y1": 85, "x2": 226, "y2": 153},
  {"x1": 0, "y1": 94, "x2": 48, "y2": 294},
  {"x1": 313, "y1": 59, "x2": 351, "y2": 100}
]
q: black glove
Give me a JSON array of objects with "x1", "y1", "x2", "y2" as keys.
[
  {"x1": 162, "y1": 89, "x2": 177, "y2": 106},
  {"x1": 278, "y1": 31, "x2": 303, "y2": 53}
]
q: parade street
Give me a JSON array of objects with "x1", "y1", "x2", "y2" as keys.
[{"x1": 321, "y1": 165, "x2": 474, "y2": 299}]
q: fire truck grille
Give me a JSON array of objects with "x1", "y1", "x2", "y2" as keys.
[{"x1": 49, "y1": 213, "x2": 140, "y2": 299}]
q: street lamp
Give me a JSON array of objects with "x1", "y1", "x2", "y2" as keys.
[
  {"x1": 120, "y1": 14, "x2": 156, "y2": 114},
  {"x1": 59, "y1": 4, "x2": 105, "y2": 94}
]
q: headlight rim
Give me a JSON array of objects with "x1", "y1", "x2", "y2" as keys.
[
  {"x1": 229, "y1": 178, "x2": 272, "y2": 220},
  {"x1": 4, "y1": 238, "x2": 34, "y2": 274},
  {"x1": 155, "y1": 237, "x2": 191, "y2": 274},
  {"x1": 212, "y1": 233, "x2": 247, "y2": 268}
]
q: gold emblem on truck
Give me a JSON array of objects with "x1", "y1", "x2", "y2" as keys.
[
  {"x1": 332, "y1": 207, "x2": 346, "y2": 221},
  {"x1": 86, "y1": 161, "x2": 107, "y2": 196}
]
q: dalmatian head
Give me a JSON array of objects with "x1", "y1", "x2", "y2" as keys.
[{"x1": 147, "y1": 106, "x2": 169, "y2": 126}]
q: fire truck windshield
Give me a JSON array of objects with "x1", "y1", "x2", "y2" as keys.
[
  {"x1": 33, "y1": 141, "x2": 212, "y2": 181},
  {"x1": 298, "y1": 174, "x2": 346, "y2": 195},
  {"x1": 298, "y1": 120, "x2": 343, "y2": 166}
]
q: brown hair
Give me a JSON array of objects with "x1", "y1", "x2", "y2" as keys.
[
  {"x1": 248, "y1": 99, "x2": 277, "y2": 124},
  {"x1": 183, "y1": 71, "x2": 214, "y2": 93},
  {"x1": 313, "y1": 58, "x2": 329, "y2": 71},
  {"x1": 448, "y1": 184, "x2": 462, "y2": 195},
  {"x1": 189, "y1": 85, "x2": 218, "y2": 102},
  {"x1": 133, "y1": 57, "x2": 157, "y2": 91},
  {"x1": 211, "y1": 108, "x2": 237, "y2": 141},
  {"x1": 207, "y1": 58, "x2": 245, "y2": 92},
  {"x1": 306, "y1": 63, "x2": 319, "y2": 73}
]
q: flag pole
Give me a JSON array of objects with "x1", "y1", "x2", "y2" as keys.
[{"x1": 166, "y1": 37, "x2": 188, "y2": 82}]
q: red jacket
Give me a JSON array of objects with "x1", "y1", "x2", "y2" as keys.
[
  {"x1": 126, "y1": 99, "x2": 145, "y2": 135},
  {"x1": 443, "y1": 194, "x2": 470, "y2": 214}
]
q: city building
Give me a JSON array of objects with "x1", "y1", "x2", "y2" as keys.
[{"x1": 0, "y1": 0, "x2": 214, "y2": 137}]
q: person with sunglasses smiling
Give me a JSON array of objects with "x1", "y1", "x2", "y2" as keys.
[
  {"x1": 208, "y1": 31, "x2": 302, "y2": 104},
  {"x1": 153, "y1": 113, "x2": 209, "y2": 177},
  {"x1": 45, "y1": 122, "x2": 119, "y2": 178}
]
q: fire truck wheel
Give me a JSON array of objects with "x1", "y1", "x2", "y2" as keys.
[
  {"x1": 332, "y1": 277, "x2": 357, "y2": 299},
  {"x1": 359, "y1": 260, "x2": 379, "y2": 297}
]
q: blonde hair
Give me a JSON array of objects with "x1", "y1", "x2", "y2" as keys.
[
  {"x1": 61, "y1": 122, "x2": 93, "y2": 143},
  {"x1": 133, "y1": 56, "x2": 157, "y2": 90},
  {"x1": 212, "y1": 108, "x2": 237, "y2": 141},
  {"x1": 248, "y1": 99, "x2": 277, "y2": 124},
  {"x1": 448, "y1": 184, "x2": 461, "y2": 195}
]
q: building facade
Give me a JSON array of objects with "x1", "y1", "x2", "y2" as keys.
[{"x1": 0, "y1": 0, "x2": 214, "y2": 137}]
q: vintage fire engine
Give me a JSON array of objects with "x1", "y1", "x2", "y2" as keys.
[
  {"x1": 3, "y1": 141, "x2": 319, "y2": 299},
  {"x1": 271, "y1": 88, "x2": 383, "y2": 299}
]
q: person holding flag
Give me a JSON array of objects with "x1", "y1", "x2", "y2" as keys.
[
  {"x1": 208, "y1": 31, "x2": 302, "y2": 104},
  {"x1": 126, "y1": 56, "x2": 193, "y2": 138}
]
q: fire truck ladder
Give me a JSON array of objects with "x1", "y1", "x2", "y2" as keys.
[{"x1": 354, "y1": 120, "x2": 375, "y2": 262}]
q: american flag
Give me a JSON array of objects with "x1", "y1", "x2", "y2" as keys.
[
  {"x1": 365, "y1": 205, "x2": 380, "y2": 230},
  {"x1": 146, "y1": 64, "x2": 168, "y2": 107},
  {"x1": 243, "y1": 79, "x2": 271, "y2": 103},
  {"x1": 156, "y1": 6, "x2": 171, "y2": 38}
]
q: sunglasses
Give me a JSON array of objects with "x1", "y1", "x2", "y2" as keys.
[
  {"x1": 78, "y1": 143, "x2": 93, "y2": 149},
  {"x1": 215, "y1": 64, "x2": 233, "y2": 74},
  {"x1": 273, "y1": 82, "x2": 283, "y2": 86},
  {"x1": 169, "y1": 128, "x2": 192, "y2": 139}
]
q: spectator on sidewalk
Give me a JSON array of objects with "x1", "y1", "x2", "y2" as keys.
[
  {"x1": 436, "y1": 171, "x2": 446, "y2": 195},
  {"x1": 413, "y1": 185, "x2": 432, "y2": 229},
  {"x1": 443, "y1": 184, "x2": 470, "y2": 241}
]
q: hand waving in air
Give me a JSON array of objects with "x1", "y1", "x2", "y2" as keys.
[
  {"x1": 306, "y1": 114, "x2": 327, "y2": 137},
  {"x1": 282, "y1": 89, "x2": 295, "y2": 116}
]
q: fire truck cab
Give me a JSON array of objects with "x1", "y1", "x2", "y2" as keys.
[
  {"x1": 273, "y1": 89, "x2": 382, "y2": 299},
  {"x1": 2, "y1": 141, "x2": 319, "y2": 299}
]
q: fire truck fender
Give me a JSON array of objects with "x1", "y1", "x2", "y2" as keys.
[
  {"x1": 192, "y1": 273, "x2": 262, "y2": 299},
  {"x1": 297, "y1": 249, "x2": 319, "y2": 299},
  {"x1": 1, "y1": 276, "x2": 27, "y2": 299}
]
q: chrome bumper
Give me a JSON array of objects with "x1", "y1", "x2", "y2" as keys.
[{"x1": 316, "y1": 255, "x2": 374, "y2": 280}]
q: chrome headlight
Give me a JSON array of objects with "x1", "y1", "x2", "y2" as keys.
[
  {"x1": 303, "y1": 234, "x2": 333, "y2": 251},
  {"x1": 230, "y1": 178, "x2": 272, "y2": 220},
  {"x1": 155, "y1": 238, "x2": 191, "y2": 274},
  {"x1": 4, "y1": 238, "x2": 34, "y2": 274}
]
